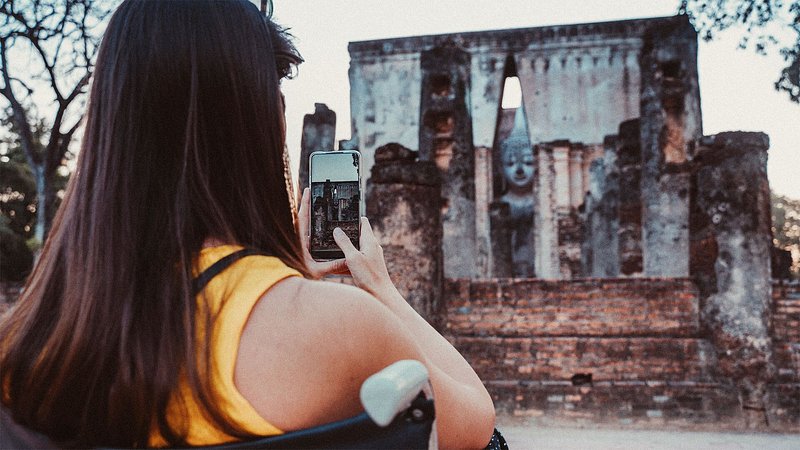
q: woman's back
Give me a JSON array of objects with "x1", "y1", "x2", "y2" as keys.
[{"x1": 148, "y1": 245, "x2": 297, "y2": 446}]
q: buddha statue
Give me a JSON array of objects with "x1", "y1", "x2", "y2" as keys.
[{"x1": 498, "y1": 107, "x2": 535, "y2": 276}]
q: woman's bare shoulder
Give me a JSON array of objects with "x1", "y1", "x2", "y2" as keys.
[{"x1": 235, "y1": 276, "x2": 423, "y2": 431}]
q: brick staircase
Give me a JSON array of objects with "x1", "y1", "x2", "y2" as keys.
[{"x1": 442, "y1": 278, "x2": 799, "y2": 429}]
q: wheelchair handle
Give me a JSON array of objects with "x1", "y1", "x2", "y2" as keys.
[{"x1": 359, "y1": 360, "x2": 430, "y2": 427}]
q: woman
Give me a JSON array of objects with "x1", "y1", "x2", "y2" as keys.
[{"x1": 0, "y1": 0, "x2": 496, "y2": 448}]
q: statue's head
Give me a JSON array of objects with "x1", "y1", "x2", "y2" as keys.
[
  {"x1": 501, "y1": 107, "x2": 533, "y2": 193},
  {"x1": 501, "y1": 139, "x2": 534, "y2": 192}
]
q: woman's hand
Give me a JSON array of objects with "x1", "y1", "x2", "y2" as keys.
[
  {"x1": 297, "y1": 187, "x2": 349, "y2": 279},
  {"x1": 332, "y1": 217, "x2": 397, "y2": 301}
]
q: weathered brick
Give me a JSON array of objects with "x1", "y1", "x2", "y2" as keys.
[{"x1": 444, "y1": 278, "x2": 699, "y2": 337}]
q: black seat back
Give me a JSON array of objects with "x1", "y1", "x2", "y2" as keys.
[
  {"x1": 202, "y1": 395, "x2": 435, "y2": 450},
  {"x1": 0, "y1": 396, "x2": 435, "y2": 449}
]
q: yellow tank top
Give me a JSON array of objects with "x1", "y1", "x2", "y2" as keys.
[{"x1": 149, "y1": 245, "x2": 301, "y2": 447}]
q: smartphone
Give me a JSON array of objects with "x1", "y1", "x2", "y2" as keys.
[{"x1": 309, "y1": 150, "x2": 361, "y2": 260}]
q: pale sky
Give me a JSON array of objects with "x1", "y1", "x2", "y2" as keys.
[
  {"x1": 310, "y1": 151, "x2": 359, "y2": 182},
  {"x1": 273, "y1": 0, "x2": 800, "y2": 199}
]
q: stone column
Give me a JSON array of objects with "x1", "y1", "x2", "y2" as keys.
[
  {"x1": 489, "y1": 201, "x2": 513, "y2": 278},
  {"x1": 639, "y1": 15, "x2": 701, "y2": 276},
  {"x1": 587, "y1": 135, "x2": 620, "y2": 277},
  {"x1": 366, "y1": 143, "x2": 443, "y2": 324},
  {"x1": 534, "y1": 144, "x2": 560, "y2": 278},
  {"x1": 298, "y1": 103, "x2": 336, "y2": 201},
  {"x1": 475, "y1": 146, "x2": 493, "y2": 277},
  {"x1": 581, "y1": 144, "x2": 602, "y2": 200},
  {"x1": 617, "y1": 119, "x2": 643, "y2": 275},
  {"x1": 569, "y1": 145, "x2": 585, "y2": 209},
  {"x1": 580, "y1": 189, "x2": 595, "y2": 277},
  {"x1": 419, "y1": 45, "x2": 477, "y2": 278},
  {"x1": 691, "y1": 132, "x2": 774, "y2": 428},
  {"x1": 552, "y1": 142, "x2": 571, "y2": 211}
]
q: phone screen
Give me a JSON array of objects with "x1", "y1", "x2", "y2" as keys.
[{"x1": 309, "y1": 150, "x2": 361, "y2": 259}]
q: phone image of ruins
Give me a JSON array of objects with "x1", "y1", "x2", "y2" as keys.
[
  {"x1": 309, "y1": 152, "x2": 360, "y2": 252},
  {"x1": 310, "y1": 179, "x2": 360, "y2": 251}
]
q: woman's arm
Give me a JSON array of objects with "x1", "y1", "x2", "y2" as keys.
[
  {"x1": 237, "y1": 278, "x2": 495, "y2": 449},
  {"x1": 332, "y1": 220, "x2": 493, "y2": 395},
  {"x1": 237, "y1": 189, "x2": 496, "y2": 448},
  {"x1": 330, "y1": 219, "x2": 496, "y2": 449}
]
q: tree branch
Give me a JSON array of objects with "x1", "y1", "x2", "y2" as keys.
[
  {"x1": 49, "y1": 114, "x2": 83, "y2": 175},
  {"x1": 0, "y1": 36, "x2": 40, "y2": 167}
]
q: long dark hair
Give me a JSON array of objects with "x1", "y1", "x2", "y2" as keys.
[{"x1": 0, "y1": 0, "x2": 306, "y2": 446}]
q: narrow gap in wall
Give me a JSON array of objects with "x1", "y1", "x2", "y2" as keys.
[
  {"x1": 501, "y1": 76, "x2": 522, "y2": 109},
  {"x1": 492, "y1": 53, "x2": 522, "y2": 198}
]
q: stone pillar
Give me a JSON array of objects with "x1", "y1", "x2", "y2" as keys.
[
  {"x1": 475, "y1": 146, "x2": 493, "y2": 277},
  {"x1": 581, "y1": 144, "x2": 603, "y2": 200},
  {"x1": 366, "y1": 143, "x2": 443, "y2": 324},
  {"x1": 617, "y1": 119, "x2": 643, "y2": 275},
  {"x1": 534, "y1": 144, "x2": 560, "y2": 278},
  {"x1": 471, "y1": 53, "x2": 506, "y2": 278},
  {"x1": 489, "y1": 201, "x2": 513, "y2": 278},
  {"x1": 639, "y1": 15, "x2": 701, "y2": 276},
  {"x1": 691, "y1": 132, "x2": 774, "y2": 428},
  {"x1": 569, "y1": 145, "x2": 584, "y2": 209},
  {"x1": 552, "y1": 142, "x2": 571, "y2": 211},
  {"x1": 419, "y1": 45, "x2": 477, "y2": 278},
  {"x1": 587, "y1": 135, "x2": 620, "y2": 277},
  {"x1": 298, "y1": 103, "x2": 336, "y2": 200},
  {"x1": 580, "y1": 190, "x2": 595, "y2": 277}
]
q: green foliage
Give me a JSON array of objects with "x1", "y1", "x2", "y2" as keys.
[
  {"x1": 1, "y1": 138, "x2": 36, "y2": 239},
  {"x1": 771, "y1": 190, "x2": 800, "y2": 278},
  {"x1": 680, "y1": 0, "x2": 800, "y2": 103},
  {"x1": 0, "y1": 114, "x2": 68, "y2": 238},
  {"x1": 0, "y1": 112, "x2": 69, "y2": 281},
  {"x1": 0, "y1": 214, "x2": 33, "y2": 281}
]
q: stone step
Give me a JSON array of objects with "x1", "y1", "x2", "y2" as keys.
[
  {"x1": 450, "y1": 336, "x2": 717, "y2": 382},
  {"x1": 444, "y1": 278, "x2": 700, "y2": 337},
  {"x1": 487, "y1": 380, "x2": 798, "y2": 431}
]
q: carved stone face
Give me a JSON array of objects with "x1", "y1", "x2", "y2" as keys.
[{"x1": 502, "y1": 143, "x2": 534, "y2": 192}]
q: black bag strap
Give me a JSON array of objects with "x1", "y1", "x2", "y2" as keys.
[{"x1": 192, "y1": 248, "x2": 272, "y2": 296}]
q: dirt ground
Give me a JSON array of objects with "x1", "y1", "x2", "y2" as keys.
[{"x1": 495, "y1": 423, "x2": 800, "y2": 449}]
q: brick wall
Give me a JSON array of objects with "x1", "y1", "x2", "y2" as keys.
[
  {"x1": 773, "y1": 281, "x2": 800, "y2": 343},
  {"x1": 450, "y1": 336, "x2": 715, "y2": 382},
  {"x1": 441, "y1": 277, "x2": 799, "y2": 430},
  {"x1": 443, "y1": 278, "x2": 699, "y2": 337},
  {"x1": 558, "y1": 210, "x2": 583, "y2": 278},
  {"x1": 770, "y1": 280, "x2": 800, "y2": 424},
  {"x1": 489, "y1": 381, "x2": 741, "y2": 427}
]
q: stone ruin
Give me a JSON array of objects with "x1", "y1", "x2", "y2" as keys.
[{"x1": 300, "y1": 15, "x2": 799, "y2": 430}]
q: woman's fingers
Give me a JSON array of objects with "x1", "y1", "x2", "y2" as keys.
[
  {"x1": 333, "y1": 227, "x2": 359, "y2": 259},
  {"x1": 314, "y1": 257, "x2": 350, "y2": 275},
  {"x1": 358, "y1": 217, "x2": 381, "y2": 254},
  {"x1": 358, "y1": 217, "x2": 372, "y2": 248}
]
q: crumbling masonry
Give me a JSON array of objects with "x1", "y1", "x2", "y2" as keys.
[{"x1": 301, "y1": 15, "x2": 798, "y2": 429}]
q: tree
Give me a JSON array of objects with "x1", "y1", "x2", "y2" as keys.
[
  {"x1": 0, "y1": 0, "x2": 115, "y2": 243},
  {"x1": 680, "y1": 0, "x2": 800, "y2": 103},
  {"x1": 771, "y1": 190, "x2": 800, "y2": 278},
  {"x1": 0, "y1": 138, "x2": 34, "y2": 281},
  {"x1": 0, "y1": 112, "x2": 70, "y2": 281}
]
